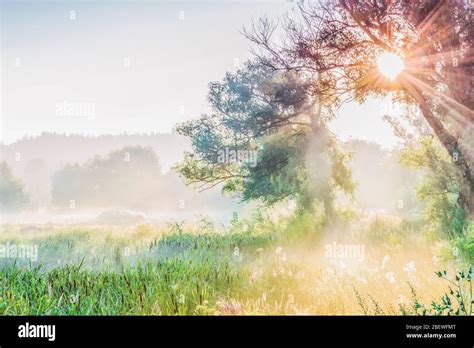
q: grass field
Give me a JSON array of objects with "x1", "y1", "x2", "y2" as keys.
[{"x1": 0, "y1": 214, "x2": 472, "y2": 315}]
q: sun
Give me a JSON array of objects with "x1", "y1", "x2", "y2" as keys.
[{"x1": 376, "y1": 52, "x2": 405, "y2": 80}]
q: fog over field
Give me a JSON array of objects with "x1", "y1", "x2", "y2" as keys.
[
  {"x1": 0, "y1": 0, "x2": 472, "y2": 318},
  {"x1": 0, "y1": 132, "x2": 420, "y2": 225}
]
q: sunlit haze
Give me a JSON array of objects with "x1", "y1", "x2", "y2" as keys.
[
  {"x1": 377, "y1": 51, "x2": 405, "y2": 80},
  {"x1": 1, "y1": 0, "x2": 400, "y2": 148}
]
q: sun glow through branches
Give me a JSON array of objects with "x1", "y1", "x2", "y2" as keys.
[{"x1": 377, "y1": 52, "x2": 405, "y2": 80}]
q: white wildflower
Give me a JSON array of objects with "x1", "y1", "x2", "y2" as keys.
[
  {"x1": 385, "y1": 272, "x2": 396, "y2": 284},
  {"x1": 403, "y1": 261, "x2": 416, "y2": 274}
]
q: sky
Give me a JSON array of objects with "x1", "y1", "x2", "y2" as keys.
[{"x1": 1, "y1": 0, "x2": 401, "y2": 148}]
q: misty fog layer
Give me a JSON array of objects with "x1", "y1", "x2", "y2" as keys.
[{"x1": 0, "y1": 132, "x2": 421, "y2": 225}]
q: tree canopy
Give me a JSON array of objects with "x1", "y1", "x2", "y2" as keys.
[
  {"x1": 51, "y1": 146, "x2": 162, "y2": 209},
  {"x1": 176, "y1": 62, "x2": 355, "y2": 221},
  {"x1": 242, "y1": 0, "x2": 473, "y2": 214},
  {"x1": 0, "y1": 161, "x2": 29, "y2": 211},
  {"x1": 178, "y1": 0, "x2": 473, "y2": 221}
]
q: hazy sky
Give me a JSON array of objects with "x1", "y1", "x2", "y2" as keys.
[{"x1": 1, "y1": 0, "x2": 401, "y2": 147}]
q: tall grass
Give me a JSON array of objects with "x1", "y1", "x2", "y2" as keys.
[{"x1": 0, "y1": 214, "x2": 471, "y2": 315}]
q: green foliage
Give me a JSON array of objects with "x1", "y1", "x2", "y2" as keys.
[
  {"x1": 246, "y1": 0, "x2": 474, "y2": 221},
  {"x1": 410, "y1": 268, "x2": 473, "y2": 316},
  {"x1": 454, "y1": 223, "x2": 474, "y2": 264},
  {"x1": 401, "y1": 138, "x2": 470, "y2": 238},
  {"x1": 0, "y1": 217, "x2": 470, "y2": 316},
  {"x1": 0, "y1": 226, "x2": 277, "y2": 315},
  {"x1": 176, "y1": 61, "x2": 354, "y2": 218},
  {"x1": 354, "y1": 268, "x2": 473, "y2": 316},
  {"x1": 51, "y1": 146, "x2": 162, "y2": 209},
  {"x1": 279, "y1": 210, "x2": 325, "y2": 245},
  {"x1": 0, "y1": 161, "x2": 29, "y2": 211}
]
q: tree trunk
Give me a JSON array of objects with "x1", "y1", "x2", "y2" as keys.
[{"x1": 404, "y1": 79, "x2": 474, "y2": 215}]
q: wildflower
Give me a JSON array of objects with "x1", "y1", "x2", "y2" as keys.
[
  {"x1": 403, "y1": 261, "x2": 416, "y2": 274},
  {"x1": 385, "y1": 272, "x2": 396, "y2": 284}
]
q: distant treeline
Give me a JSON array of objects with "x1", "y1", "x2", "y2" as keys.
[
  {"x1": 50, "y1": 146, "x2": 235, "y2": 211},
  {"x1": 0, "y1": 133, "x2": 237, "y2": 212},
  {"x1": 0, "y1": 133, "x2": 421, "y2": 214},
  {"x1": 0, "y1": 131, "x2": 189, "y2": 174}
]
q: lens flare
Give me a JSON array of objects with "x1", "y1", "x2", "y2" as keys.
[{"x1": 377, "y1": 52, "x2": 405, "y2": 80}]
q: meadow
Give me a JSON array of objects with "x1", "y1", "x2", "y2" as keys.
[
  {"x1": 1, "y1": 0, "x2": 472, "y2": 323},
  {"x1": 1, "y1": 212, "x2": 472, "y2": 315}
]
